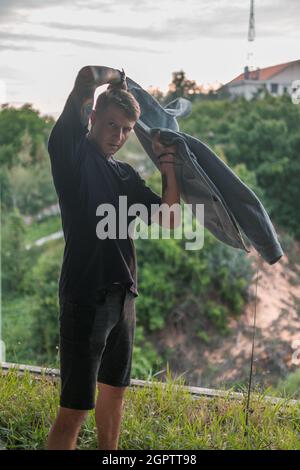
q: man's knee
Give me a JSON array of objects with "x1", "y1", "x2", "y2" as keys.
[
  {"x1": 55, "y1": 406, "x2": 89, "y2": 431},
  {"x1": 97, "y1": 382, "x2": 128, "y2": 401}
]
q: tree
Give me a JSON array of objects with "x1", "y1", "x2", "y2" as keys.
[
  {"x1": 147, "y1": 86, "x2": 165, "y2": 104},
  {"x1": 165, "y1": 70, "x2": 203, "y2": 103},
  {"x1": 0, "y1": 103, "x2": 54, "y2": 168}
]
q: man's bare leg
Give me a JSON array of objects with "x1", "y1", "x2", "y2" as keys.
[
  {"x1": 95, "y1": 382, "x2": 127, "y2": 450},
  {"x1": 47, "y1": 407, "x2": 89, "y2": 450}
]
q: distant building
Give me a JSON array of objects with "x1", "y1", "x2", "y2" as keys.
[{"x1": 222, "y1": 59, "x2": 300, "y2": 100}]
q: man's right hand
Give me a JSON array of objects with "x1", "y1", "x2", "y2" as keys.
[
  {"x1": 73, "y1": 66, "x2": 128, "y2": 125},
  {"x1": 107, "y1": 69, "x2": 127, "y2": 91}
]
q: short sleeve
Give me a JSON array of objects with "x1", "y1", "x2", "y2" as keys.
[
  {"x1": 47, "y1": 91, "x2": 88, "y2": 198},
  {"x1": 131, "y1": 168, "x2": 162, "y2": 225}
]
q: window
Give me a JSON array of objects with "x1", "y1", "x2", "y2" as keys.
[{"x1": 271, "y1": 83, "x2": 278, "y2": 94}]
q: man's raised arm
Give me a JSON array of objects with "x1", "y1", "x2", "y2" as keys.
[
  {"x1": 48, "y1": 66, "x2": 126, "y2": 197},
  {"x1": 151, "y1": 131, "x2": 181, "y2": 230},
  {"x1": 71, "y1": 66, "x2": 126, "y2": 126}
]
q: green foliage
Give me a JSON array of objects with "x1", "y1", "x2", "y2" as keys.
[
  {"x1": 204, "y1": 233, "x2": 254, "y2": 313},
  {"x1": 9, "y1": 156, "x2": 57, "y2": 215},
  {"x1": 196, "y1": 330, "x2": 210, "y2": 344},
  {"x1": 2, "y1": 296, "x2": 37, "y2": 364},
  {"x1": 1, "y1": 209, "x2": 28, "y2": 294},
  {"x1": 131, "y1": 325, "x2": 163, "y2": 379},
  {"x1": 22, "y1": 241, "x2": 63, "y2": 366},
  {"x1": 0, "y1": 104, "x2": 57, "y2": 215},
  {"x1": 275, "y1": 370, "x2": 300, "y2": 399},
  {"x1": 205, "y1": 300, "x2": 230, "y2": 332},
  {"x1": 135, "y1": 223, "x2": 253, "y2": 337},
  {"x1": 0, "y1": 167, "x2": 14, "y2": 212},
  {"x1": 0, "y1": 103, "x2": 54, "y2": 168},
  {"x1": 136, "y1": 235, "x2": 206, "y2": 331}
]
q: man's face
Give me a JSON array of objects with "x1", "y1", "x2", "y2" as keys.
[{"x1": 90, "y1": 104, "x2": 136, "y2": 158}]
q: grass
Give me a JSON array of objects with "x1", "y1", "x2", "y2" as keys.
[
  {"x1": 2, "y1": 295, "x2": 35, "y2": 364},
  {"x1": 0, "y1": 368, "x2": 300, "y2": 450},
  {"x1": 1, "y1": 295, "x2": 42, "y2": 366}
]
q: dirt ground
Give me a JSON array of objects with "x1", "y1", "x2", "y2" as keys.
[{"x1": 151, "y1": 248, "x2": 300, "y2": 389}]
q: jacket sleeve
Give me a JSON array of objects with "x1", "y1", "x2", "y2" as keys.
[{"x1": 185, "y1": 133, "x2": 284, "y2": 265}]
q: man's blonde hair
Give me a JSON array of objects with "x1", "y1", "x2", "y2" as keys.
[{"x1": 95, "y1": 88, "x2": 141, "y2": 121}]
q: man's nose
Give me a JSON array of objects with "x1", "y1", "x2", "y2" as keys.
[{"x1": 113, "y1": 128, "x2": 124, "y2": 142}]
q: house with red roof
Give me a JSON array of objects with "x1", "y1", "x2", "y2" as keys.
[{"x1": 223, "y1": 59, "x2": 300, "y2": 100}]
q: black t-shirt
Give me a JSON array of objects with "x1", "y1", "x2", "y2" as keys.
[{"x1": 47, "y1": 91, "x2": 162, "y2": 304}]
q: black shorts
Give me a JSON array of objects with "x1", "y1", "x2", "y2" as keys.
[{"x1": 58, "y1": 284, "x2": 136, "y2": 410}]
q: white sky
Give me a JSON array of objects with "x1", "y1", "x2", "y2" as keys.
[{"x1": 0, "y1": 0, "x2": 299, "y2": 115}]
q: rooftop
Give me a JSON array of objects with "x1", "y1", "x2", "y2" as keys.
[{"x1": 227, "y1": 59, "x2": 300, "y2": 85}]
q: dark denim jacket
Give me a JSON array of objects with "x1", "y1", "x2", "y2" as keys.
[{"x1": 126, "y1": 77, "x2": 284, "y2": 265}]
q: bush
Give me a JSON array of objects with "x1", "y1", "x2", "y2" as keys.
[
  {"x1": 275, "y1": 370, "x2": 300, "y2": 399},
  {"x1": 23, "y1": 241, "x2": 63, "y2": 366},
  {"x1": 1, "y1": 209, "x2": 28, "y2": 294}
]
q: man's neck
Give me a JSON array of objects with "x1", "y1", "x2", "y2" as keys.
[{"x1": 87, "y1": 133, "x2": 113, "y2": 161}]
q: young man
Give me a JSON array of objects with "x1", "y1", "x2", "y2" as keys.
[{"x1": 46, "y1": 65, "x2": 180, "y2": 450}]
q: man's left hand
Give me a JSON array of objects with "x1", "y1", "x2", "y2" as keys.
[{"x1": 152, "y1": 131, "x2": 177, "y2": 165}]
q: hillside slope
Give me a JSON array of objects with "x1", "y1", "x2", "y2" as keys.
[{"x1": 151, "y1": 247, "x2": 300, "y2": 389}]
